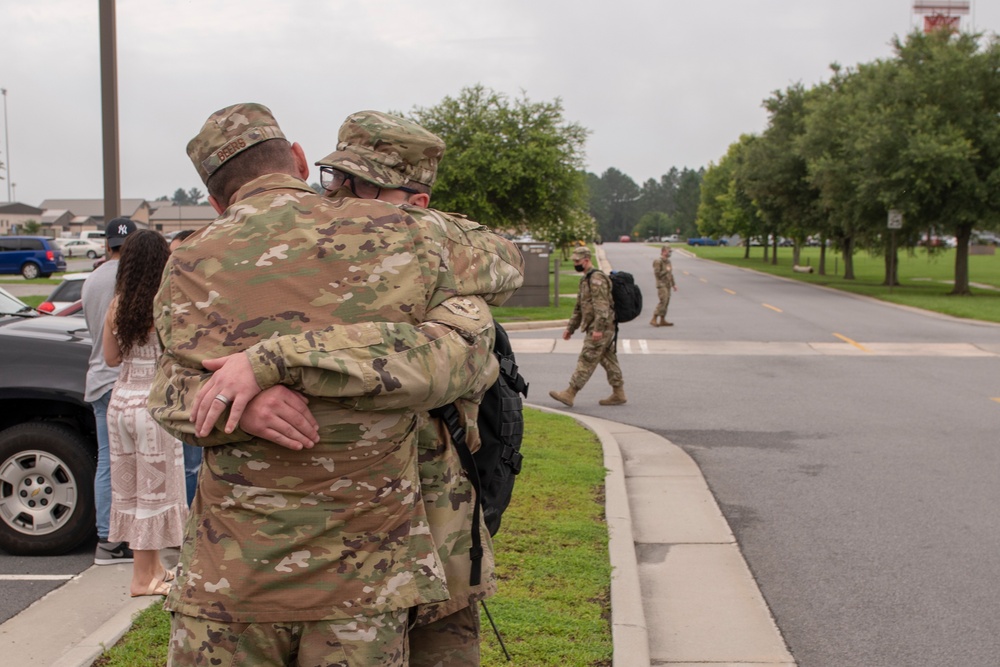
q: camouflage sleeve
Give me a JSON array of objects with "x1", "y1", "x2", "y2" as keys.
[
  {"x1": 245, "y1": 296, "x2": 497, "y2": 413},
  {"x1": 567, "y1": 294, "x2": 582, "y2": 334},
  {"x1": 590, "y1": 272, "x2": 614, "y2": 331}
]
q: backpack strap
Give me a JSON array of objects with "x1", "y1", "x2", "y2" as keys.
[{"x1": 429, "y1": 403, "x2": 483, "y2": 587}]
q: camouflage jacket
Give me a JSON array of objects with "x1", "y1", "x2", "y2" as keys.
[
  {"x1": 149, "y1": 173, "x2": 504, "y2": 623},
  {"x1": 568, "y1": 268, "x2": 614, "y2": 334},
  {"x1": 653, "y1": 257, "x2": 675, "y2": 289}
]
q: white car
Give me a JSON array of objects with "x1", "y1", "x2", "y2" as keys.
[
  {"x1": 37, "y1": 273, "x2": 89, "y2": 314},
  {"x1": 56, "y1": 238, "x2": 105, "y2": 259}
]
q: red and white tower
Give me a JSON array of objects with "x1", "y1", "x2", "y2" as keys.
[{"x1": 913, "y1": 1, "x2": 970, "y2": 34}]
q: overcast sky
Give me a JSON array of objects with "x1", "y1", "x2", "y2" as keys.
[{"x1": 1, "y1": 1, "x2": 998, "y2": 208}]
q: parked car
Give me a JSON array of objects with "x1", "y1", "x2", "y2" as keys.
[
  {"x1": 57, "y1": 238, "x2": 105, "y2": 259},
  {"x1": 665, "y1": 234, "x2": 682, "y2": 243},
  {"x1": 687, "y1": 237, "x2": 727, "y2": 246},
  {"x1": 619, "y1": 235, "x2": 632, "y2": 243},
  {"x1": 0, "y1": 313, "x2": 97, "y2": 555},
  {"x1": 0, "y1": 236, "x2": 67, "y2": 279},
  {"x1": 37, "y1": 273, "x2": 88, "y2": 314},
  {"x1": 0, "y1": 286, "x2": 40, "y2": 320}
]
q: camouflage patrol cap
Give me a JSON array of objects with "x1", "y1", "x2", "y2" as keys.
[
  {"x1": 571, "y1": 246, "x2": 591, "y2": 260},
  {"x1": 187, "y1": 103, "x2": 286, "y2": 184},
  {"x1": 315, "y1": 110, "x2": 445, "y2": 189}
]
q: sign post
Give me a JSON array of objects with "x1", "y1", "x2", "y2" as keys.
[{"x1": 887, "y1": 210, "x2": 903, "y2": 293}]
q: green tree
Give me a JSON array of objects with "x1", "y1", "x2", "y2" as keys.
[
  {"x1": 22, "y1": 219, "x2": 40, "y2": 234},
  {"x1": 634, "y1": 211, "x2": 673, "y2": 240},
  {"x1": 587, "y1": 167, "x2": 640, "y2": 240},
  {"x1": 698, "y1": 136, "x2": 760, "y2": 257},
  {"x1": 673, "y1": 168, "x2": 705, "y2": 239},
  {"x1": 741, "y1": 84, "x2": 822, "y2": 265},
  {"x1": 408, "y1": 84, "x2": 589, "y2": 235},
  {"x1": 171, "y1": 188, "x2": 191, "y2": 206},
  {"x1": 187, "y1": 187, "x2": 205, "y2": 205}
]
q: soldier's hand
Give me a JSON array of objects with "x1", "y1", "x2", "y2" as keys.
[
  {"x1": 591, "y1": 330, "x2": 604, "y2": 342},
  {"x1": 240, "y1": 386, "x2": 320, "y2": 450},
  {"x1": 562, "y1": 329, "x2": 572, "y2": 341},
  {"x1": 192, "y1": 352, "x2": 263, "y2": 437}
]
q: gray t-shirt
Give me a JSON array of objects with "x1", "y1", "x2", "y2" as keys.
[{"x1": 82, "y1": 259, "x2": 119, "y2": 402}]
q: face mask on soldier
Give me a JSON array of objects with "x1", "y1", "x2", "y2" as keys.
[{"x1": 574, "y1": 263, "x2": 585, "y2": 272}]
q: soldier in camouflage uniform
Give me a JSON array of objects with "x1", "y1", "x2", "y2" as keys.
[
  {"x1": 651, "y1": 243, "x2": 678, "y2": 326},
  {"x1": 549, "y1": 246, "x2": 627, "y2": 407},
  {"x1": 148, "y1": 103, "x2": 515, "y2": 667},
  {"x1": 315, "y1": 110, "x2": 522, "y2": 666}
]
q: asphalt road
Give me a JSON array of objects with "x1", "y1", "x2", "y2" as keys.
[{"x1": 511, "y1": 243, "x2": 1000, "y2": 666}]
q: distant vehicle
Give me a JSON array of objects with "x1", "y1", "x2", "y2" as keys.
[
  {"x1": 619, "y1": 235, "x2": 632, "y2": 243},
  {"x1": 0, "y1": 236, "x2": 67, "y2": 279},
  {"x1": 665, "y1": 234, "x2": 682, "y2": 243},
  {"x1": 57, "y1": 238, "x2": 105, "y2": 259},
  {"x1": 37, "y1": 273, "x2": 88, "y2": 314},
  {"x1": 79, "y1": 231, "x2": 106, "y2": 242},
  {"x1": 687, "y1": 237, "x2": 727, "y2": 246},
  {"x1": 971, "y1": 231, "x2": 999, "y2": 245}
]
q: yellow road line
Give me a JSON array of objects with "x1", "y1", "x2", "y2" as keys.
[
  {"x1": 762, "y1": 303, "x2": 783, "y2": 313},
  {"x1": 991, "y1": 398, "x2": 1000, "y2": 405},
  {"x1": 699, "y1": 278, "x2": 709, "y2": 283},
  {"x1": 724, "y1": 288, "x2": 736, "y2": 295},
  {"x1": 833, "y1": 332, "x2": 872, "y2": 353}
]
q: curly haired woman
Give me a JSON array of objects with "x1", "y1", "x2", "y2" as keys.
[{"x1": 103, "y1": 230, "x2": 187, "y2": 597}]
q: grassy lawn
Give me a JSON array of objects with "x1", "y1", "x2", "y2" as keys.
[
  {"x1": 94, "y1": 408, "x2": 613, "y2": 667},
  {"x1": 684, "y1": 245, "x2": 1000, "y2": 323}
]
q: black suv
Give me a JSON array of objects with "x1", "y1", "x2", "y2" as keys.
[{"x1": 0, "y1": 301, "x2": 97, "y2": 556}]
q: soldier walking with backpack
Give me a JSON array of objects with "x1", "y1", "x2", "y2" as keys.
[{"x1": 549, "y1": 246, "x2": 627, "y2": 407}]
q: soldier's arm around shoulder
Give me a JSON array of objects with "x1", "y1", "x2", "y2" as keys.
[{"x1": 242, "y1": 295, "x2": 498, "y2": 413}]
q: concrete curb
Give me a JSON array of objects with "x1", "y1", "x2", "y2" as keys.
[{"x1": 529, "y1": 404, "x2": 650, "y2": 666}]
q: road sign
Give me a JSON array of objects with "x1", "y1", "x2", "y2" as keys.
[{"x1": 888, "y1": 210, "x2": 903, "y2": 229}]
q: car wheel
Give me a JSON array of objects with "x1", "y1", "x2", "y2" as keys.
[
  {"x1": 86, "y1": 250, "x2": 97, "y2": 259},
  {"x1": 0, "y1": 422, "x2": 96, "y2": 556},
  {"x1": 20, "y1": 263, "x2": 40, "y2": 280}
]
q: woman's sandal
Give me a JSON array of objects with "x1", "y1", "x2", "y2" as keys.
[
  {"x1": 131, "y1": 578, "x2": 171, "y2": 598},
  {"x1": 159, "y1": 567, "x2": 176, "y2": 583}
]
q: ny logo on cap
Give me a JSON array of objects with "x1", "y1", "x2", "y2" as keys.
[{"x1": 118, "y1": 224, "x2": 130, "y2": 235}]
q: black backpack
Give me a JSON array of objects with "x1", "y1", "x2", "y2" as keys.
[
  {"x1": 588, "y1": 269, "x2": 643, "y2": 323},
  {"x1": 430, "y1": 321, "x2": 528, "y2": 586}
]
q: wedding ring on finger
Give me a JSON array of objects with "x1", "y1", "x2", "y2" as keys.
[{"x1": 214, "y1": 394, "x2": 232, "y2": 408}]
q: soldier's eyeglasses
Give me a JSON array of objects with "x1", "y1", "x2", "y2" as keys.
[{"x1": 319, "y1": 166, "x2": 419, "y2": 199}]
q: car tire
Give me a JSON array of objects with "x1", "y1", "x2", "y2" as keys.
[
  {"x1": 0, "y1": 422, "x2": 96, "y2": 556},
  {"x1": 86, "y1": 250, "x2": 97, "y2": 259},
  {"x1": 20, "y1": 263, "x2": 40, "y2": 280}
]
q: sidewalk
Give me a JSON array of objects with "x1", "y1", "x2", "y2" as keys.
[{"x1": 0, "y1": 410, "x2": 794, "y2": 666}]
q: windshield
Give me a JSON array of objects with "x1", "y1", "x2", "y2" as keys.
[{"x1": 0, "y1": 288, "x2": 39, "y2": 317}]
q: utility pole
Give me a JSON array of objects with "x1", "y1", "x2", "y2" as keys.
[
  {"x1": 99, "y1": 0, "x2": 121, "y2": 220},
  {"x1": 2, "y1": 88, "x2": 10, "y2": 202}
]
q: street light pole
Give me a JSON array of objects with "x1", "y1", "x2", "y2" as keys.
[
  {"x1": 99, "y1": 0, "x2": 121, "y2": 220},
  {"x1": 2, "y1": 88, "x2": 10, "y2": 202}
]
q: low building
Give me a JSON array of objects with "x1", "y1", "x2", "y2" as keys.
[
  {"x1": 0, "y1": 202, "x2": 44, "y2": 236},
  {"x1": 38, "y1": 198, "x2": 151, "y2": 232},
  {"x1": 148, "y1": 204, "x2": 216, "y2": 235}
]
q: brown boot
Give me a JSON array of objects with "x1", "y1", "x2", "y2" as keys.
[
  {"x1": 598, "y1": 386, "x2": 627, "y2": 406},
  {"x1": 660, "y1": 316, "x2": 673, "y2": 327},
  {"x1": 549, "y1": 386, "x2": 579, "y2": 408},
  {"x1": 650, "y1": 316, "x2": 660, "y2": 327}
]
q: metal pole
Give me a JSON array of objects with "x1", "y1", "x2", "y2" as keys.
[
  {"x1": 2, "y1": 88, "x2": 10, "y2": 202},
  {"x1": 99, "y1": 0, "x2": 121, "y2": 221}
]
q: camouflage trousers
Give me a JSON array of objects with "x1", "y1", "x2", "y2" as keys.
[
  {"x1": 654, "y1": 284, "x2": 672, "y2": 317},
  {"x1": 570, "y1": 328, "x2": 623, "y2": 390},
  {"x1": 409, "y1": 604, "x2": 481, "y2": 667},
  {"x1": 167, "y1": 610, "x2": 408, "y2": 667}
]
